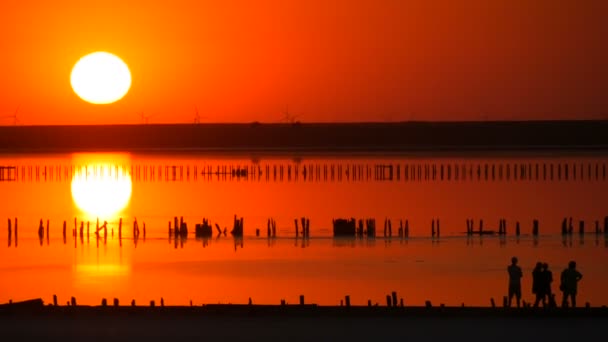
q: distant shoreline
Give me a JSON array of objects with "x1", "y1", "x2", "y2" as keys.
[
  {"x1": 2, "y1": 301, "x2": 608, "y2": 317},
  {"x1": 1, "y1": 121, "x2": 608, "y2": 154}
]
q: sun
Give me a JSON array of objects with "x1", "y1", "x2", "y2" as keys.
[{"x1": 70, "y1": 52, "x2": 132, "y2": 104}]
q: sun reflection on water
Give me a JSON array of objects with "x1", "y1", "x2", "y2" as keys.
[{"x1": 70, "y1": 153, "x2": 132, "y2": 220}]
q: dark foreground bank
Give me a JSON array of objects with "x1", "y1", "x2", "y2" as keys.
[
  {"x1": 1, "y1": 120, "x2": 608, "y2": 153},
  {"x1": 1, "y1": 304, "x2": 607, "y2": 341}
]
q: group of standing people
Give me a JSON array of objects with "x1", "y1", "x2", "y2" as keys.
[
  {"x1": 532, "y1": 262, "x2": 554, "y2": 307},
  {"x1": 507, "y1": 257, "x2": 583, "y2": 308}
]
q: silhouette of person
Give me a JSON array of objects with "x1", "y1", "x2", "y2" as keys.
[
  {"x1": 507, "y1": 256, "x2": 523, "y2": 308},
  {"x1": 542, "y1": 263, "x2": 553, "y2": 306},
  {"x1": 560, "y1": 260, "x2": 583, "y2": 308},
  {"x1": 532, "y1": 262, "x2": 544, "y2": 307}
]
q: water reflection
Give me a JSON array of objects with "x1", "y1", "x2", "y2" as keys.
[
  {"x1": 2, "y1": 152, "x2": 608, "y2": 307},
  {"x1": 70, "y1": 153, "x2": 132, "y2": 220}
]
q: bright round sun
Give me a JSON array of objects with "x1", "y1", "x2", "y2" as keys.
[{"x1": 71, "y1": 52, "x2": 131, "y2": 104}]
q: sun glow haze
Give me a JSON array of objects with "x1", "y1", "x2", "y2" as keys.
[
  {"x1": 70, "y1": 52, "x2": 132, "y2": 105},
  {"x1": 70, "y1": 154, "x2": 133, "y2": 219}
]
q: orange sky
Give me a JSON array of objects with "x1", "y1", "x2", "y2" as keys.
[{"x1": 0, "y1": 0, "x2": 606, "y2": 125}]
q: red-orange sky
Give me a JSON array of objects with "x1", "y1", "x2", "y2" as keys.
[{"x1": 0, "y1": 0, "x2": 606, "y2": 125}]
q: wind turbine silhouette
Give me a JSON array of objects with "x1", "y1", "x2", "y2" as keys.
[
  {"x1": 280, "y1": 105, "x2": 301, "y2": 124},
  {"x1": 194, "y1": 107, "x2": 201, "y2": 124},
  {"x1": 0, "y1": 107, "x2": 21, "y2": 125},
  {"x1": 138, "y1": 112, "x2": 153, "y2": 124},
  {"x1": 193, "y1": 106, "x2": 207, "y2": 124}
]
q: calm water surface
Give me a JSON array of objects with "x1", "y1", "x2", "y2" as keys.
[{"x1": 0, "y1": 152, "x2": 607, "y2": 307}]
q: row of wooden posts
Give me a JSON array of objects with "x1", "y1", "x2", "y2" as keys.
[
  {"x1": 333, "y1": 217, "x2": 608, "y2": 238},
  {"x1": 464, "y1": 217, "x2": 608, "y2": 237},
  {"x1": 7, "y1": 217, "x2": 147, "y2": 246},
  {"x1": 8, "y1": 161, "x2": 608, "y2": 184},
  {"x1": 47, "y1": 292, "x2": 407, "y2": 308},
  {"x1": 39, "y1": 291, "x2": 473, "y2": 309},
  {"x1": 9, "y1": 291, "x2": 592, "y2": 309},
  {"x1": 51, "y1": 295, "x2": 167, "y2": 308},
  {"x1": 7, "y1": 216, "x2": 608, "y2": 244},
  {"x1": 192, "y1": 216, "x2": 312, "y2": 239},
  {"x1": 190, "y1": 215, "x2": 245, "y2": 238}
]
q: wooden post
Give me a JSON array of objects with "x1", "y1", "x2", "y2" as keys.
[
  {"x1": 345, "y1": 295, "x2": 350, "y2": 307},
  {"x1": 579, "y1": 221, "x2": 585, "y2": 235},
  {"x1": 391, "y1": 291, "x2": 397, "y2": 307},
  {"x1": 384, "y1": 218, "x2": 387, "y2": 237},
  {"x1": 102, "y1": 298, "x2": 107, "y2": 307},
  {"x1": 386, "y1": 295, "x2": 391, "y2": 307},
  {"x1": 368, "y1": 299, "x2": 372, "y2": 307},
  {"x1": 490, "y1": 298, "x2": 496, "y2": 308},
  {"x1": 437, "y1": 219, "x2": 440, "y2": 237},
  {"x1": 53, "y1": 294, "x2": 58, "y2": 306},
  {"x1": 295, "y1": 219, "x2": 299, "y2": 237},
  {"x1": 38, "y1": 219, "x2": 43, "y2": 240},
  {"x1": 299, "y1": 295, "x2": 304, "y2": 305},
  {"x1": 266, "y1": 219, "x2": 272, "y2": 237},
  {"x1": 114, "y1": 298, "x2": 119, "y2": 307},
  {"x1": 62, "y1": 221, "x2": 66, "y2": 242},
  {"x1": 150, "y1": 300, "x2": 155, "y2": 307},
  {"x1": 161, "y1": 298, "x2": 164, "y2": 307},
  {"x1": 400, "y1": 298, "x2": 404, "y2": 307},
  {"x1": 306, "y1": 218, "x2": 310, "y2": 237}
]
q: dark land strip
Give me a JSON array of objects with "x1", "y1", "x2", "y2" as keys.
[
  {"x1": 1, "y1": 121, "x2": 608, "y2": 153},
  {"x1": 1, "y1": 303, "x2": 607, "y2": 341}
]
